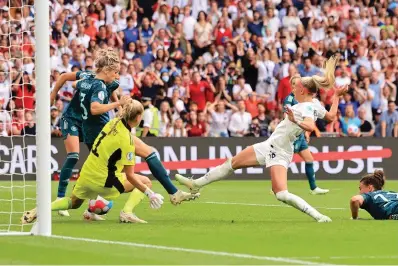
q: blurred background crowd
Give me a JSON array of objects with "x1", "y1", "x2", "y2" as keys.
[{"x1": 0, "y1": 0, "x2": 397, "y2": 138}]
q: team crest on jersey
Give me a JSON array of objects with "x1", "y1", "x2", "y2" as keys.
[
  {"x1": 71, "y1": 126, "x2": 77, "y2": 131},
  {"x1": 98, "y1": 91, "x2": 105, "y2": 101},
  {"x1": 126, "y1": 152, "x2": 134, "y2": 161}
]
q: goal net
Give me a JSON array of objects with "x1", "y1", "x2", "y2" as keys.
[{"x1": 0, "y1": 0, "x2": 51, "y2": 236}]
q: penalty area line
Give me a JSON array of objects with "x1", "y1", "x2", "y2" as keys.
[{"x1": 50, "y1": 235, "x2": 330, "y2": 265}]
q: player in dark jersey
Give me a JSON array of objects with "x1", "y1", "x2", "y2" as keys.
[
  {"x1": 79, "y1": 48, "x2": 198, "y2": 207},
  {"x1": 282, "y1": 76, "x2": 347, "y2": 194},
  {"x1": 50, "y1": 70, "x2": 121, "y2": 217},
  {"x1": 350, "y1": 170, "x2": 398, "y2": 220}
]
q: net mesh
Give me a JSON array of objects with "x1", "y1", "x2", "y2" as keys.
[{"x1": 0, "y1": 0, "x2": 37, "y2": 233}]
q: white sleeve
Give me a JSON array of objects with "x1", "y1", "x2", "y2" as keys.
[
  {"x1": 232, "y1": 85, "x2": 240, "y2": 95},
  {"x1": 300, "y1": 104, "x2": 315, "y2": 120},
  {"x1": 143, "y1": 109, "x2": 153, "y2": 128},
  {"x1": 313, "y1": 99, "x2": 327, "y2": 119},
  {"x1": 245, "y1": 84, "x2": 253, "y2": 93}
]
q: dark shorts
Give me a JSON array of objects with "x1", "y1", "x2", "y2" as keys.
[
  {"x1": 293, "y1": 134, "x2": 309, "y2": 154},
  {"x1": 61, "y1": 117, "x2": 83, "y2": 142}
]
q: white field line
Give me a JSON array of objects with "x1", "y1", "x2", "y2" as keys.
[
  {"x1": 201, "y1": 201, "x2": 347, "y2": 210},
  {"x1": 291, "y1": 255, "x2": 398, "y2": 260},
  {"x1": 50, "y1": 235, "x2": 331, "y2": 265}
]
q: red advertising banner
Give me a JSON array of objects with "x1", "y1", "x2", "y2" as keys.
[{"x1": 0, "y1": 137, "x2": 395, "y2": 180}]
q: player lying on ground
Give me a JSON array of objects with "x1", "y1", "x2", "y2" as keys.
[
  {"x1": 77, "y1": 48, "x2": 198, "y2": 210},
  {"x1": 50, "y1": 69, "x2": 121, "y2": 217},
  {"x1": 350, "y1": 170, "x2": 398, "y2": 220},
  {"x1": 284, "y1": 73, "x2": 347, "y2": 194},
  {"x1": 22, "y1": 100, "x2": 165, "y2": 224},
  {"x1": 177, "y1": 56, "x2": 340, "y2": 222}
]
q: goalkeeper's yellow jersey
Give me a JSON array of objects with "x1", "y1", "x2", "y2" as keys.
[{"x1": 79, "y1": 118, "x2": 136, "y2": 193}]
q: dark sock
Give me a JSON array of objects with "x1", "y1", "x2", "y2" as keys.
[
  {"x1": 305, "y1": 162, "x2": 317, "y2": 190},
  {"x1": 57, "y1": 152, "x2": 79, "y2": 198},
  {"x1": 145, "y1": 152, "x2": 178, "y2": 194}
]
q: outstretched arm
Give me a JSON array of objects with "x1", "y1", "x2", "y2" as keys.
[
  {"x1": 350, "y1": 195, "x2": 364, "y2": 220},
  {"x1": 50, "y1": 72, "x2": 78, "y2": 104},
  {"x1": 324, "y1": 85, "x2": 348, "y2": 122}
]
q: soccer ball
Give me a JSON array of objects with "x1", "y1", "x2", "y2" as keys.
[{"x1": 88, "y1": 196, "x2": 113, "y2": 215}]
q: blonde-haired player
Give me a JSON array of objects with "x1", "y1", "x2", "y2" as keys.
[
  {"x1": 22, "y1": 100, "x2": 165, "y2": 224},
  {"x1": 177, "y1": 56, "x2": 340, "y2": 222}
]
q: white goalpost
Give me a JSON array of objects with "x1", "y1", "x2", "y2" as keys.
[
  {"x1": 34, "y1": 0, "x2": 51, "y2": 236},
  {"x1": 0, "y1": 0, "x2": 51, "y2": 236}
]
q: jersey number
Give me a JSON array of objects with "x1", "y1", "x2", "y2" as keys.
[
  {"x1": 80, "y1": 92, "x2": 88, "y2": 120},
  {"x1": 92, "y1": 131, "x2": 107, "y2": 157}
]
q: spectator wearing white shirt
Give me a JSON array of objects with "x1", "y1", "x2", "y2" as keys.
[
  {"x1": 310, "y1": 19, "x2": 325, "y2": 43},
  {"x1": 0, "y1": 71, "x2": 10, "y2": 106},
  {"x1": 208, "y1": 99, "x2": 237, "y2": 137},
  {"x1": 105, "y1": 0, "x2": 121, "y2": 25},
  {"x1": 256, "y1": 49, "x2": 276, "y2": 100},
  {"x1": 71, "y1": 24, "x2": 90, "y2": 48},
  {"x1": 0, "y1": 97, "x2": 10, "y2": 136},
  {"x1": 182, "y1": 6, "x2": 196, "y2": 42},
  {"x1": 232, "y1": 76, "x2": 253, "y2": 101},
  {"x1": 282, "y1": 7, "x2": 302, "y2": 32},
  {"x1": 167, "y1": 118, "x2": 187, "y2": 137},
  {"x1": 119, "y1": 62, "x2": 134, "y2": 95},
  {"x1": 266, "y1": 7, "x2": 280, "y2": 37},
  {"x1": 228, "y1": 100, "x2": 252, "y2": 137},
  {"x1": 167, "y1": 76, "x2": 186, "y2": 98},
  {"x1": 56, "y1": 53, "x2": 72, "y2": 74},
  {"x1": 353, "y1": 77, "x2": 374, "y2": 122}
]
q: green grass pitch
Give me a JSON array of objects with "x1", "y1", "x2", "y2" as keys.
[{"x1": 0, "y1": 180, "x2": 397, "y2": 265}]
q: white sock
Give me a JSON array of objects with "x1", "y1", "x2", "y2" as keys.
[
  {"x1": 194, "y1": 159, "x2": 234, "y2": 187},
  {"x1": 275, "y1": 190, "x2": 323, "y2": 220}
]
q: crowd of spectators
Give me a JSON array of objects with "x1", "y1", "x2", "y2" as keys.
[{"x1": 0, "y1": 0, "x2": 397, "y2": 138}]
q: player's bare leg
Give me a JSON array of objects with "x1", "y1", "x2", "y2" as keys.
[
  {"x1": 119, "y1": 173, "x2": 149, "y2": 224},
  {"x1": 299, "y1": 149, "x2": 329, "y2": 195},
  {"x1": 22, "y1": 195, "x2": 84, "y2": 224},
  {"x1": 270, "y1": 165, "x2": 331, "y2": 222},
  {"x1": 176, "y1": 146, "x2": 259, "y2": 192},
  {"x1": 134, "y1": 136, "x2": 199, "y2": 204},
  {"x1": 57, "y1": 135, "x2": 80, "y2": 217}
]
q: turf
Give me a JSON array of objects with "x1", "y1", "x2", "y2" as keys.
[{"x1": 0, "y1": 180, "x2": 397, "y2": 265}]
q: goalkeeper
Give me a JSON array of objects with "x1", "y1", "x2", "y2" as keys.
[{"x1": 22, "y1": 100, "x2": 165, "y2": 224}]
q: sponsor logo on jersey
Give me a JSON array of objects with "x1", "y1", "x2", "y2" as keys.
[
  {"x1": 71, "y1": 126, "x2": 77, "y2": 132},
  {"x1": 127, "y1": 152, "x2": 134, "y2": 161},
  {"x1": 80, "y1": 82, "x2": 92, "y2": 90},
  {"x1": 98, "y1": 91, "x2": 105, "y2": 101}
]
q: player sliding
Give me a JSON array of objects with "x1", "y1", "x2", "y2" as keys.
[
  {"x1": 22, "y1": 100, "x2": 165, "y2": 224},
  {"x1": 177, "y1": 56, "x2": 340, "y2": 222},
  {"x1": 50, "y1": 68, "x2": 120, "y2": 217},
  {"x1": 284, "y1": 74, "x2": 347, "y2": 194},
  {"x1": 77, "y1": 48, "x2": 198, "y2": 218},
  {"x1": 350, "y1": 170, "x2": 398, "y2": 220}
]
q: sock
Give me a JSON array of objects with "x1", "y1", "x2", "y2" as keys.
[
  {"x1": 51, "y1": 197, "x2": 72, "y2": 211},
  {"x1": 275, "y1": 190, "x2": 323, "y2": 220},
  {"x1": 123, "y1": 189, "x2": 145, "y2": 214},
  {"x1": 195, "y1": 159, "x2": 234, "y2": 187},
  {"x1": 146, "y1": 152, "x2": 178, "y2": 194},
  {"x1": 305, "y1": 162, "x2": 317, "y2": 190},
  {"x1": 57, "y1": 152, "x2": 79, "y2": 198}
]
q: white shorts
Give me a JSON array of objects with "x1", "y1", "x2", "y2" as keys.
[{"x1": 252, "y1": 140, "x2": 293, "y2": 169}]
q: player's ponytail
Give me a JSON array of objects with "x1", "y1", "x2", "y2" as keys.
[
  {"x1": 373, "y1": 170, "x2": 385, "y2": 189},
  {"x1": 360, "y1": 170, "x2": 385, "y2": 191},
  {"x1": 300, "y1": 55, "x2": 338, "y2": 93}
]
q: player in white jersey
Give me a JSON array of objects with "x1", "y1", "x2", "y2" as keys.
[{"x1": 176, "y1": 56, "x2": 340, "y2": 222}]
